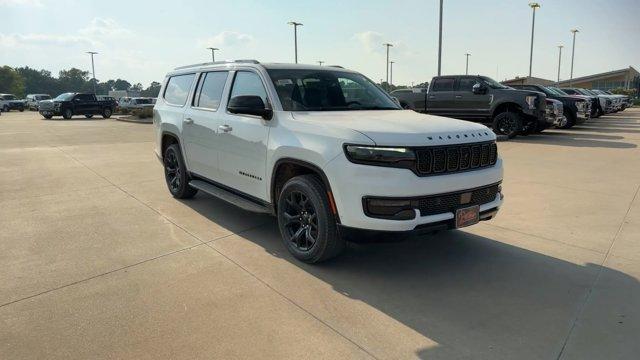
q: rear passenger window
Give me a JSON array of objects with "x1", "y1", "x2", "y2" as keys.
[
  {"x1": 195, "y1": 72, "x2": 228, "y2": 110},
  {"x1": 164, "y1": 74, "x2": 195, "y2": 106},
  {"x1": 229, "y1": 71, "x2": 268, "y2": 105},
  {"x1": 432, "y1": 78, "x2": 454, "y2": 92}
]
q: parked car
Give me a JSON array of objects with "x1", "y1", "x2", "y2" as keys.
[
  {"x1": 423, "y1": 75, "x2": 547, "y2": 138},
  {"x1": 38, "y1": 93, "x2": 117, "y2": 119},
  {"x1": 154, "y1": 61, "x2": 503, "y2": 263},
  {"x1": 510, "y1": 85, "x2": 590, "y2": 129},
  {"x1": 390, "y1": 88, "x2": 428, "y2": 111},
  {"x1": 559, "y1": 88, "x2": 606, "y2": 116},
  {"x1": 591, "y1": 89, "x2": 626, "y2": 111},
  {"x1": 0, "y1": 94, "x2": 26, "y2": 112},
  {"x1": 25, "y1": 94, "x2": 52, "y2": 111},
  {"x1": 602, "y1": 90, "x2": 632, "y2": 108},
  {"x1": 118, "y1": 97, "x2": 155, "y2": 110}
]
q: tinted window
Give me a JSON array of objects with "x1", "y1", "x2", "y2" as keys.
[
  {"x1": 229, "y1": 71, "x2": 268, "y2": 105},
  {"x1": 76, "y1": 94, "x2": 93, "y2": 101},
  {"x1": 432, "y1": 78, "x2": 454, "y2": 92},
  {"x1": 164, "y1": 74, "x2": 195, "y2": 106},
  {"x1": 457, "y1": 78, "x2": 478, "y2": 91},
  {"x1": 196, "y1": 71, "x2": 228, "y2": 110}
]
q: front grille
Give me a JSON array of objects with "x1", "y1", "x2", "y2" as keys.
[
  {"x1": 415, "y1": 142, "x2": 497, "y2": 176},
  {"x1": 416, "y1": 184, "x2": 500, "y2": 216}
]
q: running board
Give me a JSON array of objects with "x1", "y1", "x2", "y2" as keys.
[{"x1": 189, "y1": 180, "x2": 272, "y2": 214}]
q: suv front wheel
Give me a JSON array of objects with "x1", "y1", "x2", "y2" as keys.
[{"x1": 277, "y1": 175, "x2": 345, "y2": 263}]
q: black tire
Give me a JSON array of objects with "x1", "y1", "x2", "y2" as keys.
[
  {"x1": 62, "y1": 108, "x2": 73, "y2": 119},
  {"x1": 492, "y1": 111, "x2": 523, "y2": 139},
  {"x1": 163, "y1": 143, "x2": 197, "y2": 199},
  {"x1": 102, "y1": 108, "x2": 112, "y2": 119},
  {"x1": 2, "y1": 106, "x2": 8, "y2": 112},
  {"x1": 18, "y1": 107, "x2": 24, "y2": 112},
  {"x1": 277, "y1": 175, "x2": 344, "y2": 263},
  {"x1": 558, "y1": 109, "x2": 576, "y2": 129},
  {"x1": 400, "y1": 102, "x2": 411, "y2": 110},
  {"x1": 43, "y1": 115, "x2": 53, "y2": 119},
  {"x1": 85, "y1": 114, "x2": 94, "y2": 119}
]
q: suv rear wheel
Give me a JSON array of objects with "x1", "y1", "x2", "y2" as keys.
[
  {"x1": 277, "y1": 175, "x2": 344, "y2": 263},
  {"x1": 492, "y1": 111, "x2": 522, "y2": 139},
  {"x1": 163, "y1": 143, "x2": 197, "y2": 199},
  {"x1": 102, "y1": 108, "x2": 112, "y2": 119}
]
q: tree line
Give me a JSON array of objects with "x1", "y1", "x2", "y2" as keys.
[{"x1": 0, "y1": 65, "x2": 161, "y2": 98}]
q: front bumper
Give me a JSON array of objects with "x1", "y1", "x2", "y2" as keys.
[{"x1": 325, "y1": 153, "x2": 504, "y2": 231}]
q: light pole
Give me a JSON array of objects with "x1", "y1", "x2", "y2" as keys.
[
  {"x1": 464, "y1": 53, "x2": 471, "y2": 75},
  {"x1": 86, "y1": 51, "x2": 98, "y2": 94},
  {"x1": 390, "y1": 61, "x2": 395, "y2": 86},
  {"x1": 317, "y1": 61, "x2": 324, "y2": 66},
  {"x1": 437, "y1": 0, "x2": 443, "y2": 76},
  {"x1": 528, "y1": 2, "x2": 540, "y2": 77},
  {"x1": 207, "y1": 47, "x2": 219, "y2": 62},
  {"x1": 556, "y1": 45, "x2": 563, "y2": 85},
  {"x1": 383, "y1": 43, "x2": 393, "y2": 86},
  {"x1": 287, "y1": 21, "x2": 303, "y2": 63},
  {"x1": 570, "y1": 29, "x2": 579, "y2": 86}
]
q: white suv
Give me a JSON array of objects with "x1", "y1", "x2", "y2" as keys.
[{"x1": 154, "y1": 60, "x2": 503, "y2": 263}]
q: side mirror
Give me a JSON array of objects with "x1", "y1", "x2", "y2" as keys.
[
  {"x1": 472, "y1": 83, "x2": 487, "y2": 94},
  {"x1": 228, "y1": 95, "x2": 273, "y2": 120}
]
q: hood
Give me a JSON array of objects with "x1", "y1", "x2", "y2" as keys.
[{"x1": 291, "y1": 110, "x2": 495, "y2": 147}]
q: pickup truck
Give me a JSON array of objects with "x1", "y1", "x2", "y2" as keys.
[
  {"x1": 510, "y1": 84, "x2": 590, "y2": 129},
  {"x1": 424, "y1": 75, "x2": 547, "y2": 138},
  {"x1": 38, "y1": 93, "x2": 117, "y2": 119},
  {"x1": 390, "y1": 88, "x2": 428, "y2": 111}
]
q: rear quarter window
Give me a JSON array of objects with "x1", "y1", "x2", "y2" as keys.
[{"x1": 164, "y1": 74, "x2": 196, "y2": 106}]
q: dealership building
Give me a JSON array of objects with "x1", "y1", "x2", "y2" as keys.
[{"x1": 503, "y1": 66, "x2": 640, "y2": 92}]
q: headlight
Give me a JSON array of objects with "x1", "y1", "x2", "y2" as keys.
[
  {"x1": 525, "y1": 95, "x2": 537, "y2": 110},
  {"x1": 344, "y1": 145, "x2": 415, "y2": 168}
]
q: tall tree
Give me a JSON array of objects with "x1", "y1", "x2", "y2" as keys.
[
  {"x1": 0, "y1": 66, "x2": 26, "y2": 97},
  {"x1": 141, "y1": 81, "x2": 162, "y2": 97}
]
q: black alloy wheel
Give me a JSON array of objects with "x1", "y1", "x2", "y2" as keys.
[
  {"x1": 277, "y1": 175, "x2": 344, "y2": 263},
  {"x1": 102, "y1": 108, "x2": 112, "y2": 118},
  {"x1": 163, "y1": 144, "x2": 197, "y2": 199},
  {"x1": 62, "y1": 108, "x2": 73, "y2": 119},
  {"x1": 492, "y1": 111, "x2": 522, "y2": 139},
  {"x1": 282, "y1": 191, "x2": 319, "y2": 252}
]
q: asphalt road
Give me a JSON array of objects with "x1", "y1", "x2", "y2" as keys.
[{"x1": 1, "y1": 109, "x2": 639, "y2": 359}]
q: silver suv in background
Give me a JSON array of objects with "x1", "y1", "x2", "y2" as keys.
[{"x1": 25, "y1": 94, "x2": 52, "y2": 111}]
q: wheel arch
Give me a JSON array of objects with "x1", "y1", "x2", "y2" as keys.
[
  {"x1": 271, "y1": 158, "x2": 340, "y2": 223},
  {"x1": 491, "y1": 102, "x2": 523, "y2": 118}
]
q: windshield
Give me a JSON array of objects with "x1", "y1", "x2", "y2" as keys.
[
  {"x1": 54, "y1": 93, "x2": 75, "y2": 101},
  {"x1": 544, "y1": 87, "x2": 568, "y2": 96},
  {"x1": 36, "y1": 95, "x2": 51, "y2": 100},
  {"x1": 266, "y1": 69, "x2": 400, "y2": 111},
  {"x1": 480, "y1": 76, "x2": 510, "y2": 89},
  {"x1": 3, "y1": 95, "x2": 17, "y2": 100},
  {"x1": 134, "y1": 98, "x2": 152, "y2": 104},
  {"x1": 580, "y1": 89, "x2": 597, "y2": 96}
]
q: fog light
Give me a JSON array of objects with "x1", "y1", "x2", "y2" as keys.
[{"x1": 364, "y1": 198, "x2": 415, "y2": 220}]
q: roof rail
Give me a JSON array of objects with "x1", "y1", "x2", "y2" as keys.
[{"x1": 174, "y1": 59, "x2": 260, "y2": 70}]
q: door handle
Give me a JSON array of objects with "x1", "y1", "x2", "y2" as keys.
[
  {"x1": 184, "y1": 118, "x2": 194, "y2": 124},
  {"x1": 218, "y1": 124, "x2": 233, "y2": 133},
  {"x1": 455, "y1": 95, "x2": 462, "y2": 99}
]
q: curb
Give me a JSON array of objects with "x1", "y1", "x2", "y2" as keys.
[{"x1": 113, "y1": 115, "x2": 152, "y2": 124}]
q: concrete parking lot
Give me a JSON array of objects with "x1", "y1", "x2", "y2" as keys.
[{"x1": 1, "y1": 109, "x2": 639, "y2": 359}]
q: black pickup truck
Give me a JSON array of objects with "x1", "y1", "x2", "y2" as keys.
[
  {"x1": 38, "y1": 93, "x2": 117, "y2": 119},
  {"x1": 424, "y1": 75, "x2": 548, "y2": 138},
  {"x1": 510, "y1": 84, "x2": 591, "y2": 129}
]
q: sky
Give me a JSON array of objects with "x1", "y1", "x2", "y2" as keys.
[{"x1": 1, "y1": 0, "x2": 639, "y2": 87}]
